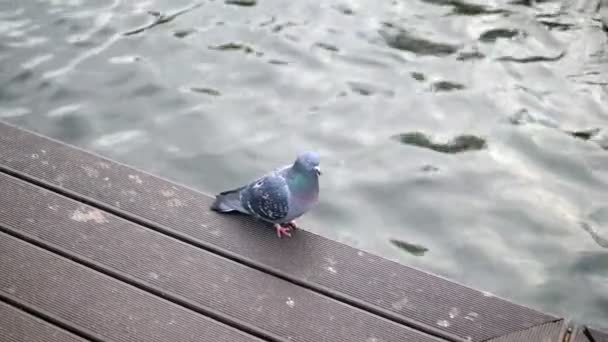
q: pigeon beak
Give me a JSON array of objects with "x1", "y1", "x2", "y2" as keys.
[{"x1": 314, "y1": 166, "x2": 322, "y2": 175}]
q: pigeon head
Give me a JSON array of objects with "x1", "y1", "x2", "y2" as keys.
[{"x1": 293, "y1": 151, "x2": 321, "y2": 175}]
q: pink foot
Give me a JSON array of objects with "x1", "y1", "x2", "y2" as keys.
[{"x1": 274, "y1": 223, "x2": 292, "y2": 238}]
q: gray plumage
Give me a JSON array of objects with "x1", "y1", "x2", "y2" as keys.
[{"x1": 211, "y1": 151, "x2": 321, "y2": 226}]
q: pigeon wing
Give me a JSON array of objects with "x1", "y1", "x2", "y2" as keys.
[{"x1": 241, "y1": 173, "x2": 290, "y2": 223}]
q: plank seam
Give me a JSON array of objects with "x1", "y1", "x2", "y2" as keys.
[
  {"x1": 582, "y1": 326, "x2": 598, "y2": 342},
  {"x1": 0, "y1": 226, "x2": 279, "y2": 342},
  {"x1": 0, "y1": 288, "x2": 103, "y2": 342},
  {"x1": 0, "y1": 163, "x2": 461, "y2": 342}
]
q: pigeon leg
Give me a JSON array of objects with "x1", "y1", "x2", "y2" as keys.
[
  {"x1": 274, "y1": 223, "x2": 292, "y2": 238},
  {"x1": 287, "y1": 220, "x2": 298, "y2": 230}
]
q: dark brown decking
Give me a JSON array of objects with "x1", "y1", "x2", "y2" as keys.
[
  {"x1": 574, "y1": 326, "x2": 608, "y2": 342},
  {"x1": 0, "y1": 120, "x2": 605, "y2": 342},
  {"x1": 0, "y1": 301, "x2": 87, "y2": 342},
  {"x1": 485, "y1": 321, "x2": 566, "y2": 342}
]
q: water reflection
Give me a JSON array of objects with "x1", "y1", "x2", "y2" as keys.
[
  {"x1": 225, "y1": 0, "x2": 257, "y2": 7},
  {"x1": 188, "y1": 87, "x2": 222, "y2": 96},
  {"x1": 381, "y1": 26, "x2": 459, "y2": 56},
  {"x1": 478, "y1": 28, "x2": 522, "y2": 43},
  {"x1": 580, "y1": 222, "x2": 608, "y2": 249},
  {"x1": 1, "y1": 0, "x2": 607, "y2": 330},
  {"x1": 429, "y1": 81, "x2": 465, "y2": 92},
  {"x1": 123, "y1": 2, "x2": 203, "y2": 36},
  {"x1": 496, "y1": 51, "x2": 565, "y2": 63},
  {"x1": 392, "y1": 132, "x2": 487, "y2": 154},
  {"x1": 418, "y1": 0, "x2": 508, "y2": 15},
  {"x1": 390, "y1": 239, "x2": 429, "y2": 256},
  {"x1": 509, "y1": 109, "x2": 608, "y2": 150}
]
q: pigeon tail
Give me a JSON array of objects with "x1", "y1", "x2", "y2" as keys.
[{"x1": 211, "y1": 187, "x2": 244, "y2": 212}]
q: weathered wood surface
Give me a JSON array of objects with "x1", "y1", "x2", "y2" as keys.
[
  {"x1": 485, "y1": 321, "x2": 566, "y2": 342},
  {"x1": 0, "y1": 233, "x2": 262, "y2": 342},
  {"x1": 574, "y1": 326, "x2": 608, "y2": 342},
  {"x1": 0, "y1": 301, "x2": 87, "y2": 342},
  {"x1": 0, "y1": 172, "x2": 439, "y2": 342},
  {"x1": 0, "y1": 121, "x2": 605, "y2": 342}
]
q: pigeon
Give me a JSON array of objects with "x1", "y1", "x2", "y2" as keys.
[{"x1": 211, "y1": 151, "x2": 321, "y2": 238}]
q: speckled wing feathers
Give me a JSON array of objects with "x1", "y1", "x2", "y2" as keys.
[{"x1": 240, "y1": 174, "x2": 289, "y2": 223}]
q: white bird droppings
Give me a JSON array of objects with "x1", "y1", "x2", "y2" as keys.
[
  {"x1": 148, "y1": 272, "x2": 159, "y2": 280},
  {"x1": 70, "y1": 208, "x2": 108, "y2": 224},
  {"x1": 128, "y1": 174, "x2": 143, "y2": 184},
  {"x1": 286, "y1": 297, "x2": 295, "y2": 308},
  {"x1": 465, "y1": 312, "x2": 479, "y2": 321},
  {"x1": 326, "y1": 266, "x2": 337, "y2": 274},
  {"x1": 97, "y1": 161, "x2": 111, "y2": 169},
  {"x1": 437, "y1": 319, "x2": 450, "y2": 327},
  {"x1": 81, "y1": 165, "x2": 99, "y2": 178},
  {"x1": 161, "y1": 189, "x2": 176, "y2": 197},
  {"x1": 449, "y1": 307, "x2": 460, "y2": 319},
  {"x1": 167, "y1": 198, "x2": 184, "y2": 207},
  {"x1": 391, "y1": 297, "x2": 409, "y2": 311},
  {"x1": 482, "y1": 291, "x2": 494, "y2": 297}
]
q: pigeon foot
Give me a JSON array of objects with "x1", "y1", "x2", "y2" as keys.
[{"x1": 274, "y1": 223, "x2": 293, "y2": 238}]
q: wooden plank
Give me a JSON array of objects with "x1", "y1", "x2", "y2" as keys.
[
  {"x1": 0, "y1": 172, "x2": 443, "y2": 342},
  {"x1": 573, "y1": 327, "x2": 592, "y2": 342},
  {"x1": 0, "y1": 301, "x2": 89, "y2": 342},
  {"x1": 588, "y1": 328, "x2": 608, "y2": 342},
  {"x1": 0, "y1": 232, "x2": 264, "y2": 342},
  {"x1": 485, "y1": 320, "x2": 565, "y2": 342},
  {"x1": 0, "y1": 121, "x2": 558, "y2": 341},
  {"x1": 574, "y1": 326, "x2": 608, "y2": 342},
  {"x1": 573, "y1": 327, "x2": 591, "y2": 342}
]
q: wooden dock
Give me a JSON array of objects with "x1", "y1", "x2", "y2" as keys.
[{"x1": 0, "y1": 121, "x2": 605, "y2": 342}]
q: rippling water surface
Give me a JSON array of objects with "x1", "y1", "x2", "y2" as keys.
[{"x1": 1, "y1": 0, "x2": 608, "y2": 329}]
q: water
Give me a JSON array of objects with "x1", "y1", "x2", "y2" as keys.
[{"x1": 1, "y1": 0, "x2": 608, "y2": 329}]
